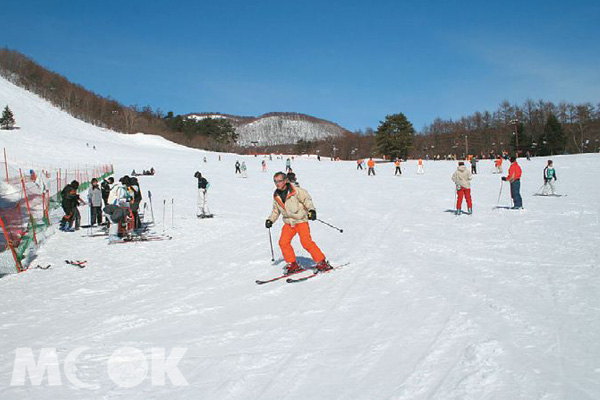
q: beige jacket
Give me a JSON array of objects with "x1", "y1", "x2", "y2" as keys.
[
  {"x1": 451, "y1": 165, "x2": 473, "y2": 189},
  {"x1": 268, "y1": 184, "x2": 315, "y2": 226}
]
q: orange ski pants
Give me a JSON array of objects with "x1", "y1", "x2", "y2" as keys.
[{"x1": 279, "y1": 222, "x2": 325, "y2": 264}]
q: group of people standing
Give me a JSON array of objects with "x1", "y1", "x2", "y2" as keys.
[
  {"x1": 59, "y1": 174, "x2": 143, "y2": 240},
  {"x1": 451, "y1": 157, "x2": 558, "y2": 214}
]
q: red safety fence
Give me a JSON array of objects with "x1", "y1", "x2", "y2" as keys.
[{"x1": 0, "y1": 149, "x2": 113, "y2": 275}]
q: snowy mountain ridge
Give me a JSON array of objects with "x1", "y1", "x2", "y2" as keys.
[{"x1": 186, "y1": 112, "x2": 350, "y2": 146}]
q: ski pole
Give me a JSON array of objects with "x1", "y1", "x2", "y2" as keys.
[
  {"x1": 454, "y1": 188, "x2": 458, "y2": 212},
  {"x1": 316, "y1": 218, "x2": 344, "y2": 233},
  {"x1": 535, "y1": 183, "x2": 545, "y2": 196},
  {"x1": 162, "y1": 199, "x2": 166, "y2": 232},
  {"x1": 497, "y1": 180, "x2": 504, "y2": 206},
  {"x1": 148, "y1": 190, "x2": 155, "y2": 224},
  {"x1": 268, "y1": 227, "x2": 275, "y2": 262}
]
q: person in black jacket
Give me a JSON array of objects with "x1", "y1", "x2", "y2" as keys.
[
  {"x1": 59, "y1": 180, "x2": 85, "y2": 231},
  {"x1": 128, "y1": 177, "x2": 142, "y2": 229},
  {"x1": 194, "y1": 171, "x2": 211, "y2": 217},
  {"x1": 101, "y1": 177, "x2": 114, "y2": 206}
]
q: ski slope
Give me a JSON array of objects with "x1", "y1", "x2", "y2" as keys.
[{"x1": 1, "y1": 76, "x2": 600, "y2": 399}]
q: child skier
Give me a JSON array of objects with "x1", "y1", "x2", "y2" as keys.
[{"x1": 542, "y1": 160, "x2": 557, "y2": 195}]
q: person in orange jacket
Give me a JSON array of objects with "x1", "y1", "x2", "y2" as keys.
[
  {"x1": 367, "y1": 158, "x2": 375, "y2": 176},
  {"x1": 494, "y1": 156, "x2": 503, "y2": 174},
  {"x1": 417, "y1": 158, "x2": 425, "y2": 174},
  {"x1": 265, "y1": 172, "x2": 331, "y2": 274},
  {"x1": 502, "y1": 156, "x2": 523, "y2": 209},
  {"x1": 394, "y1": 158, "x2": 402, "y2": 175}
]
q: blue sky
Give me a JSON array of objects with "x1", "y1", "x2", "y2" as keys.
[{"x1": 2, "y1": 0, "x2": 599, "y2": 132}]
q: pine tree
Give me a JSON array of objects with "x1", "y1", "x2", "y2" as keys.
[
  {"x1": 540, "y1": 114, "x2": 566, "y2": 155},
  {"x1": 0, "y1": 105, "x2": 16, "y2": 130},
  {"x1": 375, "y1": 113, "x2": 415, "y2": 159}
]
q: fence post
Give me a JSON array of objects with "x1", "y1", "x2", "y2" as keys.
[
  {"x1": 19, "y1": 169, "x2": 38, "y2": 245},
  {"x1": 3, "y1": 148, "x2": 8, "y2": 183},
  {"x1": 0, "y1": 214, "x2": 23, "y2": 272}
]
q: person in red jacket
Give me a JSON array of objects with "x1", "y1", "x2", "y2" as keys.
[{"x1": 502, "y1": 156, "x2": 523, "y2": 209}]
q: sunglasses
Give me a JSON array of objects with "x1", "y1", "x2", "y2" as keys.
[{"x1": 273, "y1": 179, "x2": 286, "y2": 183}]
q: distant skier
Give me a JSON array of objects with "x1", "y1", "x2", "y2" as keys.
[
  {"x1": 394, "y1": 158, "x2": 402, "y2": 175},
  {"x1": 241, "y1": 161, "x2": 248, "y2": 178},
  {"x1": 235, "y1": 160, "x2": 241, "y2": 174},
  {"x1": 357, "y1": 159, "x2": 363, "y2": 170},
  {"x1": 285, "y1": 158, "x2": 292, "y2": 172},
  {"x1": 502, "y1": 156, "x2": 523, "y2": 209},
  {"x1": 265, "y1": 172, "x2": 331, "y2": 274},
  {"x1": 203, "y1": 156, "x2": 207, "y2": 163},
  {"x1": 367, "y1": 158, "x2": 375, "y2": 176},
  {"x1": 451, "y1": 162, "x2": 473, "y2": 215},
  {"x1": 194, "y1": 171, "x2": 211, "y2": 217},
  {"x1": 287, "y1": 169, "x2": 299, "y2": 186},
  {"x1": 262, "y1": 159, "x2": 267, "y2": 172},
  {"x1": 470, "y1": 156, "x2": 478, "y2": 174},
  {"x1": 542, "y1": 160, "x2": 557, "y2": 196},
  {"x1": 494, "y1": 156, "x2": 503, "y2": 174},
  {"x1": 417, "y1": 158, "x2": 424, "y2": 174}
]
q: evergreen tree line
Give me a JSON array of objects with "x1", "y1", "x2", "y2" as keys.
[
  {"x1": 0, "y1": 48, "x2": 236, "y2": 152},
  {"x1": 415, "y1": 100, "x2": 600, "y2": 158},
  {"x1": 253, "y1": 100, "x2": 600, "y2": 161}
]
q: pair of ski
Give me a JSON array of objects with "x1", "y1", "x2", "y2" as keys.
[
  {"x1": 65, "y1": 260, "x2": 87, "y2": 268},
  {"x1": 256, "y1": 262, "x2": 349, "y2": 285},
  {"x1": 108, "y1": 234, "x2": 172, "y2": 244}
]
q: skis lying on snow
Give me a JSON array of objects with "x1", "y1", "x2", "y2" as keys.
[
  {"x1": 108, "y1": 234, "x2": 173, "y2": 244},
  {"x1": 65, "y1": 260, "x2": 87, "y2": 268},
  {"x1": 197, "y1": 214, "x2": 215, "y2": 219},
  {"x1": 255, "y1": 268, "x2": 307, "y2": 285},
  {"x1": 255, "y1": 262, "x2": 349, "y2": 285},
  {"x1": 286, "y1": 263, "x2": 350, "y2": 283}
]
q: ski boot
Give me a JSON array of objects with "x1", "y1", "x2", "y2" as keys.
[
  {"x1": 315, "y1": 259, "x2": 333, "y2": 272},
  {"x1": 467, "y1": 208, "x2": 472, "y2": 215},
  {"x1": 285, "y1": 261, "x2": 302, "y2": 275}
]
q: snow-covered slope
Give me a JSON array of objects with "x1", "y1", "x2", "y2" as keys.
[
  {"x1": 187, "y1": 112, "x2": 348, "y2": 146},
  {"x1": 1, "y1": 76, "x2": 600, "y2": 399}
]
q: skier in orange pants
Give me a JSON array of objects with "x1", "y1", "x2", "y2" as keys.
[{"x1": 265, "y1": 172, "x2": 331, "y2": 274}]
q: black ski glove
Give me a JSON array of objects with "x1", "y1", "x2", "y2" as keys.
[
  {"x1": 308, "y1": 210, "x2": 316, "y2": 221},
  {"x1": 265, "y1": 219, "x2": 273, "y2": 229},
  {"x1": 501, "y1": 177, "x2": 507, "y2": 181}
]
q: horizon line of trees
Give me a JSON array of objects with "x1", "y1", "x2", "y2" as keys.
[{"x1": 2, "y1": 48, "x2": 599, "y2": 159}]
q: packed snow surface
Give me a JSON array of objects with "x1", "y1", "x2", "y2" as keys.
[{"x1": 1, "y1": 76, "x2": 600, "y2": 399}]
